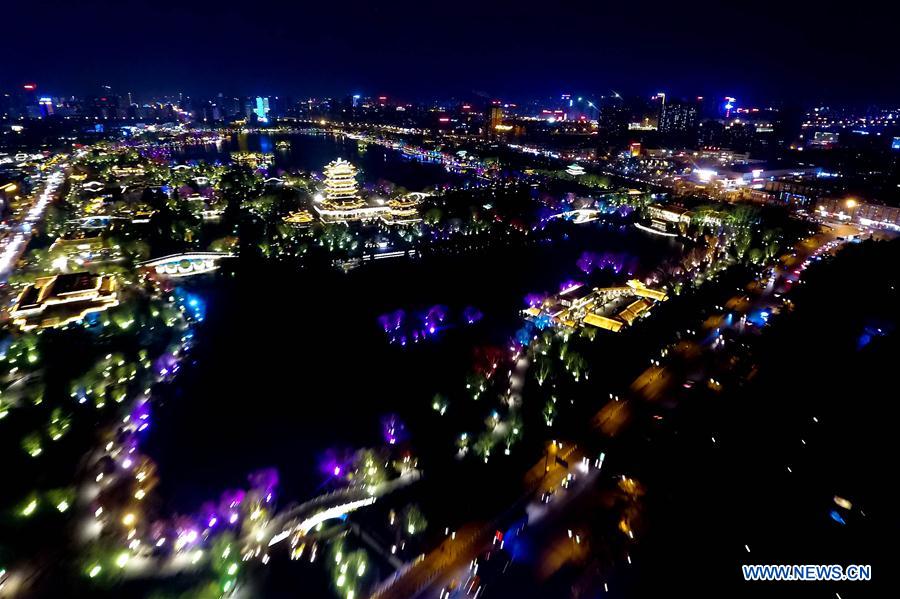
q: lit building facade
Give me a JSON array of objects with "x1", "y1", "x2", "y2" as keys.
[
  {"x1": 314, "y1": 159, "x2": 424, "y2": 224},
  {"x1": 323, "y1": 159, "x2": 362, "y2": 207},
  {"x1": 523, "y1": 280, "x2": 668, "y2": 334},
  {"x1": 316, "y1": 159, "x2": 367, "y2": 222},
  {"x1": 815, "y1": 198, "x2": 900, "y2": 230},
  {"x1": 487, "y1": 103, "x2": 503, "y2": 136},
  {"x1": 254, "y1": 96, "x2": 270, "y2": 123},
  {"x1": 10, "y1": 272, "x2": 119, "y2": 330},
  {"x1": 659, "y1": 100, "x2": 699, "y2": 134}
]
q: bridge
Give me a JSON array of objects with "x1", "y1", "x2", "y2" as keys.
[
  {"x1": 115, "y1": 469, "x2": 421, "y2": 580},
  {"x1": 405, "y1": 191, "x2": 433, "y2": 201},
  {"x1": 138, "y1": 252, "x2": 236, "y2": 277},
  {"x1": 548, "y1": 208, "x2": 602, "y2": 224},
  {"x1": 265, "y1": 469, "x2": 421, "y2": 544},
  {"x1": 69, "y1": 215, "x2": 129, "y2": 229}
]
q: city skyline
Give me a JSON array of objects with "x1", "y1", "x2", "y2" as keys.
[
  {"x1": 1, "y1": 5, "x2": 895, "y2": 598},
  {"x1": 3, "y1": 0, "x2": 899, "y2": 102}
]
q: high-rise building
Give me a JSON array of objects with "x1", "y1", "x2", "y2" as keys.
[
  {"x1": 22, "y1": 82, "x2": 38, "y2": 105},
  {"x1": 254, "y1": 96, "x2": 270, "y2": 123},
  {"x1": 599, "y1": 98, "x2": 629, "y2": 135},
  {"x1": 487, "y1": 102, "x2": 503, "y2": 136},
  {"x1": 723, "y1": 96, "x2": 736, "y2": 118},
  {"x1": 38, "y1": 97, "x2": 54, "y2": 117},
  {"x1": 659, "y1": 99, "x2": 699, "y2": 134}
]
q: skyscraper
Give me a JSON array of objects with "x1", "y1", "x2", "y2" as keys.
[
  {"x1": 486, "y1": 102, "x2": 503, "y2": 137},
  {"x1": 38, "y1": 97, "x2": 54, "y2": 117},
  {"x1": 659, "y1": 99, "x2": 699, "y2": 134},
  {"x1": 254, "y1": 96, "x2": 270, "y2": 123}
]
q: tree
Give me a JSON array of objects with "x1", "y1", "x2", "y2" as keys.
[
  {"x1": 474, "y1": 433, "x2": 495, "y2": 461},
  {"x1": 208, "y1": 236, "x2": 239, "y2": 253},
  {"x1": 729, "y1": 204, "x2": 759, "y2": 227},
  {"x1": 402, "y1": 504, "x2": 427, "y2": 536},
  {"x1": 732, "y1": 230, "x2": 752, "y2": 260},
  {"x1": 119, "y1": 238, "x2": 151, "y2": 262},
  {"x1": 352, "y1": 448, "x2": 388, "y2": 486},
  {"x1": 423, "y1": 207, "x2": 443, "y2": 225},
  {"x1": 543, "y1": 397, "x2": 557, "y2": 426}
]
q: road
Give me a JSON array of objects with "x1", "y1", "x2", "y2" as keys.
[
  {"x1": 0, "y1": 165, "x2": 67, "y2": 282},
  {"x1": 367, "y1": 223, "x2": 856, "y2": 599},
  {"x1": 370, "y1": 442, "x2": 582, "y2": 599}
]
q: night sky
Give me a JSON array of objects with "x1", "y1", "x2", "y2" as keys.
[{"x1": 2, "y1": 0, "x2": 898, "y2": 102}]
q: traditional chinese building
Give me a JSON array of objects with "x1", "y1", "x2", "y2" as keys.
[{"x1": 9, "y1": 272, "x2": 119, "y2": 330}]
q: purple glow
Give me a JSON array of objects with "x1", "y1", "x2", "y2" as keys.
[
  {"x1": 381, "y1": 305, "x2": 478, "y2": 346},
  {"x1": 154, "y1": 352, "x2": 179, "y2": 377},
  {"x1": 382, "y1": 414, "x2": 407, "y2": 446},
  {"x1": 248, "y1": 468, "x2": 279, "y2": 497},
  {"x1": 130, "y1": 401, "x2": 151, "y2": 422},
  {"x1": 219, "y1": 489, "x2": 246, "y2": 512},
  {"x1": 321, "y1": 450, "x2": 352, "y2": 480},
  {"x1": 559, "y1": 279, "x2": 582, "y2": 293},
  {"x1": 576, "y1": 251, "x2": 630, "y2": 276},
  {"x1": 525, "y1": 293, "x2": 547, "y2": 308},
  {"x1": 426, "y1": 305, "x2": 447, "y2": 323},
  {"x1": 463, "y1": 306, "x2": 483, "y2": 324}
]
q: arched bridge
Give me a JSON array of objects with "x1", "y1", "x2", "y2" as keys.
[
  {"x1": 138, "y1": 252, "x2": 236, "y2": 277},
  {"x1": 548, "y1": 208, "x2": 602, "y2": 224},
  {"x1": 265, "y1": 469, "x2": 421, "y2": 546}
]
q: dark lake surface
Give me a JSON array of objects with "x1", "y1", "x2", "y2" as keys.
[
  {"x1": 175, "y1": 131, "x2": 469, "y2": 191},
  {"x1": 146, "y1": 134, "x2": 682, "y2": 513}
]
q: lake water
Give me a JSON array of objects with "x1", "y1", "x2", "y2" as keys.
[
  {"x1": 146, "y1": 133, "x2": 682, "y2": 513},
  {"x1": 174, "y1": 131, "x2": 469, "y2": 191}
]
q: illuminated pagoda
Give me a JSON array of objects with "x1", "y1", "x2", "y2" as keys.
[
  {"x1": 323, "y1": 159, "x2": 363, "y2": 208},
  {"x1": 315, "y1": 159, "x2": 370, "y2": 222},
  {"x1": 314, "y1": 159, "x2": 424, "y2": 224},
  {"x1": 382, "y1": 195, "x2": 424, "y2": 224},
  {"x1": 566, "y1": 163, "x2": 586, "y2": 176}
]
